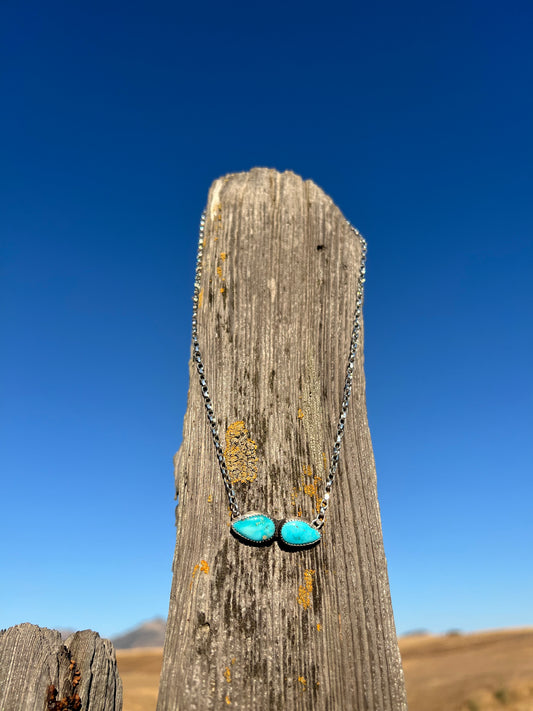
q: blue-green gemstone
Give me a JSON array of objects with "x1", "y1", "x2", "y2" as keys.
[
  {"x1": 231, "y1": 514, "x2": 276, "y2": 543},
  {"x1": 280, "y1": 520, "x2": 321, "y2": 547}
]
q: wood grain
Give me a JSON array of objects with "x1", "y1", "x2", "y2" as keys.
[
  {"x1": 0, "y1": 623, "x2": 122, "y2": 711},
  {"x1": 158, "y1": 168, "x2": 406, "y2": 710}
]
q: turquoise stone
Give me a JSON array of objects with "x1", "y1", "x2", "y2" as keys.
[
  {"x1": 231, "y1": 514, "x2": 276, "y2": 543},
  {"x1": 280, "y1": 520, "x2": 321, "y2": 547}
]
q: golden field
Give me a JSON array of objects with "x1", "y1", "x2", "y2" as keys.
[{"x1": 116, "y1": 628, "x2": 533, "y2": 711}]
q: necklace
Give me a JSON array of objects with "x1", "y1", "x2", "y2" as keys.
[{"x1": 191, "y1": 210, "x2": 367, "y2": 549}]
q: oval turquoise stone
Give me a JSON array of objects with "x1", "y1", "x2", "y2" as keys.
[
  {"x1": 280, "y1": 520, "x2": 321, "y2": 547},
  {"x1": 231, "y1": 514, "x2": 276, "y2": 543}
]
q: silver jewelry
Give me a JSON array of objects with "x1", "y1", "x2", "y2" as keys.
[{"x1": 191, "y1": 210, "x2": 367, "y2": 548}]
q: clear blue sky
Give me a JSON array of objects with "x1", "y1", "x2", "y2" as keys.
[{"x1": 1, "y1": 0, "x2": 532, "y2": 639}]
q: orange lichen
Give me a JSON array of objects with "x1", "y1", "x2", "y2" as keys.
[
  {"x1": 313, "y1": 476, "x2": 323, "y2": 512},
  {"x1": 216, "y1": 252, "x2": 226, "y2": 295},
  {"x1": 225, "y1": 696, "x2": 231, "y2": 705},
  {"x1": 300, "y1": 465, "x2": 323, "y2": 512},
  {"x1": 297, "y1": 587, "x2": 310, "y2": 609},
  {"x1": 297, "y1": 569, "x2": 315, "y2": 609},
  {"x1": 198, "y1": 288, "x2": 203, "y2": 309},
  {"x1": 302, "y1": 466, "x2": 315, "y2": 497},
  {"x1": 71, "y1": 660, "x2": 81, "y2": 689},
  {"x1": 207, "y1": 494, "x2": 213, "y2": 503},
  {"x1": 291, "y1": 465, "x2": 323, "y2": 515},
  {"x1": 190, "y1": 560, "x2": 210, "y2": 589},
  {"x1": 290, "y1": 487, "x2": 299, "y2": 511},
  {"x1": 220, "y1": 252, "x2": 227, "y2": 260},
  {"x1": 298, "y1": 676, "x2": 307, "y2": 688},
  {"x1": 46, "y1": 684, "x2": 81, "y2": 711},
  {"x1": 47, "y1": 657, "x2": 82, "y2": 710},
  {"x1": 297, "y1": 408, "x2": 304, "y2": 419},
  {"x1": 316, "y1": 623, "x2": 322, "y2": 631},
  {"x1": 303, "y1": 481, "x2": 316, "y2": 497},
  {"x1": 224, "y1": 667, "x2": 231, "y2": 683},
  {"x1": 224, "y1": 421, "x2": 258, "y2": 484}
]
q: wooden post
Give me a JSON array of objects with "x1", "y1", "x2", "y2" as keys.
[
  {"x1": 158, "y1": 168, "x2": 407, "y2": 710},
  {"x1": 0, "y1": 623, "x2": 122, "y2": 711}
]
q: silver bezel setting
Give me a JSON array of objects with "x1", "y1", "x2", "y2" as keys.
[
  {"x1": 279, "y1": 518, "x2": 322, "y2": 548},
  {"x1": 230, "y1": 511, "x2": 277, "y2": 544}
]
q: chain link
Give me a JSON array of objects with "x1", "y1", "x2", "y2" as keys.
[
  {"x1": 311, "y1": 225, "x2": 367, "y2": 529},
  {"x1": 191, "y1": 210, "x2": 367, "y2": 527},
  {"x1": 191, "y1": 212, "x2": 240, "y2": 518}
]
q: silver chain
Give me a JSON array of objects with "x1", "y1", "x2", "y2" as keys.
[
  {"x1": 191, "y1": 209, "x2": 367, "y2": 530},
  {"x1": 311, "y1": 225, "x2": 367, "y2": 529},
  {"x1": 191, "y1": 212, "x2": 241, "y2": 519}
]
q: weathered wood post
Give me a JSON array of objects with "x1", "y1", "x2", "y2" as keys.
[
  {"x1": 158, "y1": 168, "x2": 406, "y2": 710},
  {"x1": 0, "y1": 623, "x2": 122, "y2": 711}
]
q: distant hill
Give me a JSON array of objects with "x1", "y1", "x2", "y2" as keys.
[
  {"x1": 59, "y1": 628, "x2": 76, "y2": 641},
  {"x1": 112, "y1": 617, "x2": 166, "y2": 649}
]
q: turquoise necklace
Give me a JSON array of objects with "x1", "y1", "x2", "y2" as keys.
[{"x1": 191, "y1": 210, "x2": 367, "y2": 549}]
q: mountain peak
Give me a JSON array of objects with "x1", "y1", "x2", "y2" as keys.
[{"x1": 112, "y1": 617, "x2": 166, "y2": 649}]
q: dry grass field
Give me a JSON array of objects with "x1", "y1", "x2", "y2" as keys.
[
  {"x1": 116, "y1": 628, "x2": 533, "y2": 711},
  {"x1": 401, "y1": 629, "x2": 533, "y2": 711},
  {"x1": 117, "y1": 647, "x2": 162, "y2": 711}
]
